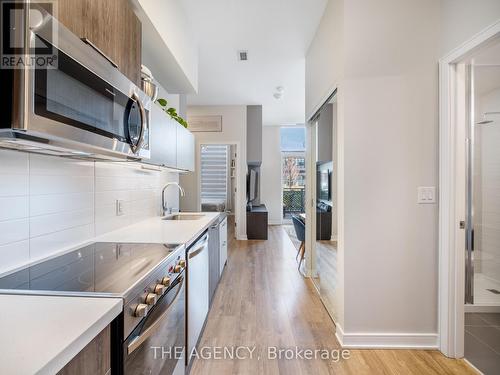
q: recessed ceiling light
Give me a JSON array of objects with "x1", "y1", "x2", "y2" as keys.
[{"x1": 238, "y1": 50, "x2": 248, "y2": 61}]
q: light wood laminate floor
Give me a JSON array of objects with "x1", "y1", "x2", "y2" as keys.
[{"x1": 190, "y1": 224, "x2": 475, "y2": 375}]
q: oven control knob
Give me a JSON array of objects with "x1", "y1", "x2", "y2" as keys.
[
  {"x1": 179, "y1": 259, "x2": 186, "y2": 268},
  {"x1": 174, "y1": 264, "x2": 182, "y2": 273},
  {"x1": 134, "y1": 304, "x2": 148, "y2": 318},
  {"x1": 144, "y1": 293, "x2": 157, "y2": 305},
  {"x1": 154, "y1": 284, "x2": 166, "y2": 295},
  {"x1": 160, "y1": 277, "x2": 171, "y2": 287}
]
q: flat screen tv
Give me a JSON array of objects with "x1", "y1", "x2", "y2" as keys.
[{"x1": 247, "y1": 168, "x2": 259, "y2": 204}]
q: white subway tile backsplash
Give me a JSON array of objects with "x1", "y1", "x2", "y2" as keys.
[
  {"x1": 0, "y1": 240, "x2": 29, "y2": 274},
  {"x1": 30, "y1": 154, "x2": 94, "y2": 176},
  {"x1": 0, "y1": 219, "x2": 29, "y2": 246},
  {"x1": 29, "y1": 192, "x2": 93, "y2": 217},
  {"x1": 95, "y1": 176, "x2": 135, "y2": 192},
  {"x1": 95, "y1": 213, "x2": 131, "y2": 236},
  {"x1": 0, "y1": 175, "x2": 29, "y2": 197},
  {"x1": 29, "y1": 224, "x2": 94, "y2": 261},
  {"x1": 0, "y1": 196, "x2": 28, "y2": 221},
  {"x1": 30, "y1": 175, "x2": 94, "y2": 195},
  {"x1": 0, "y1": 152, "x2": 178, "y2": 273},
  {"x1": 0, "y1": 150, "x2": 28, "y2": 175},
  {"x1": 95, "y1": 190, "x2": 131, "y2": 207},
  {"x1": 30, "y1": 208, "x2": 94, "y2": 237}
]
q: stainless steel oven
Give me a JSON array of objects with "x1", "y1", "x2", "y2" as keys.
[
  {"x1": 124, "y1": 272, "x2": 185, "y2": 375},
  {"x1": 0, "y1": 3, "x2": 150, "y2": 159}
]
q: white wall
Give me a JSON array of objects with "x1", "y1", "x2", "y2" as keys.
[
  {"x1": 305, "y1": 0, "x2": 344, "y2": 119},
  {"x1": 306, "y1": 0, "x2": 441, "y2": 344},
  {"x1": 341, "y1": 0, "x2": 440, "y2": 336},
  {"x1": 180, "y1": 105, "x2": 247, "y2": 239},
  {"x1": 261, "y1": 126, "x2": 282, "y2": 225},
  {"x1": 0, "y1": 150, "x2": 178, "y2": 275},
  {"x1": 440, "y1": 0, "x2": 500, "y2": 56}
]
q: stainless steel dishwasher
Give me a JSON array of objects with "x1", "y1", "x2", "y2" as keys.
[
  {"x1": 208, "y1": 214, "x2": 228, "y2": 304},
  {"x1": 186, "y1": 232, "x2": 209, "y2": 366}
]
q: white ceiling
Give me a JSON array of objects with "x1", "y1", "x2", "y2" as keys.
[{"x1": 179, "y1": 0, "x2": 327, "y2": 125}]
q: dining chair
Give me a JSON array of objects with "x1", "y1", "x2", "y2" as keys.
[{"x1": 292, "y1": 215, "x2": 306, "y2": 270}]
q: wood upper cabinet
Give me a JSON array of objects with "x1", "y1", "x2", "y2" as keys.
[{"x1": 56, "y1": 0, "x2": 142, "y2": 86}]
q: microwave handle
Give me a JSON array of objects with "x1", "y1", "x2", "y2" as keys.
[
  {"x1": 130, "y1": 93, "x2": 147, "y2": 154},
  {"x1": 81, "y1": 37, "x2": 119, "y2": 69},
  {"x1": 127, "y1": 275, "x2": 185, "y2": 354}
]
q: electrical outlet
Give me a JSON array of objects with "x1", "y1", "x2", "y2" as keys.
[
  {"x1": 417, "y1": 187, "x2": 436, "y2": 204},
  {"x1": 116, "y1": 200, "x2": 125, "y2": 216}
]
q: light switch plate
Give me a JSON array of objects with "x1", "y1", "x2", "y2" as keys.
[
  {"x1": 116, "y1": 200, "x2": 125, "y2": 216},
  {"x1": 417, "y1": 187, "x2": 436, "y2": 204}
]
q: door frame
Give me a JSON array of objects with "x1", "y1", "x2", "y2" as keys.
[
  {"x1": 196, "y1": 141, "x2": 243, "y2": 240},
  {"x1": 305, "y1": 87, "x2": 338, "y2": 279},
  {"x1": 439, "y1": 20, "x2": 500, "y2": 358}
]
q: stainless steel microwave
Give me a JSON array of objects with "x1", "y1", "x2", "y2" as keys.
[{"x1": 0, "y1": 4, "x2": 150, "y2": 160}]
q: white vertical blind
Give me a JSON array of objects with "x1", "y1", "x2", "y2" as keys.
[{"x1": 200, "y1": 145, "x2": 229, "y2": 205}]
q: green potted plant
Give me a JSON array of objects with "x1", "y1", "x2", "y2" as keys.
[{"x1": 156, "y1": 99, "x2": 188, "y2": 128}]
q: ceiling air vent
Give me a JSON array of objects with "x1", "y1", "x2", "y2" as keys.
[{"x1": 238, "y1": 50, "x2": 248, "y2": 61}]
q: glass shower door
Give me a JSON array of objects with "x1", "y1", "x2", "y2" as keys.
[{"x1": 466, "y1": 63, "x2": 500, "y2": 306}]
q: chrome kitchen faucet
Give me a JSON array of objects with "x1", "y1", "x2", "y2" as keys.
[{"x1": 162, "y1": 182, "x2": 186, "y2": 215}]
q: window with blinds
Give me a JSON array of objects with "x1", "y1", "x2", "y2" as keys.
[{"x1": 200, "y1": 145, "x2": 229, "y2": 210}]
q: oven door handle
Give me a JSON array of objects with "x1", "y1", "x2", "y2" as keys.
[{"x1": 127, "y1": 275, "x2": 185, "y2": 354}]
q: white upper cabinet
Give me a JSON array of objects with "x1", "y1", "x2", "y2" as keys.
[
  {"x1": 148, "y1": 104, "x2": 177, "y2": 168},
  {"x1": 176, "y1": 124, "x2": 195, "y2": 172}
]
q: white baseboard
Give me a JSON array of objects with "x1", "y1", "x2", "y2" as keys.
[
  {"x1": 237, "y1": 235, "x2": 248, "y2": 241},
  {"x1": 464, "y1": 358, "x2": 484, "y2": 375},
  {"x1": 268, "y1": 220, "x2": 283, "y2": 225},
  {"x1": 465, "y1": 304, "x2": 500, "y2": 313},
  {"x1": 335, "y1": 324, "x2": 438, "y2": 349}
]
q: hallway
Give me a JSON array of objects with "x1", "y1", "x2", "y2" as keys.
[{"x1": 190, "y1": 225, "x2": 474, "y2": 374}]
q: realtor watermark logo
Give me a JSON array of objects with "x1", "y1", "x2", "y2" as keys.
[
  {"x1": 1, "y1": 0, "x2": 58, "y2": 69},
  {"x1": 151, "y1": 345, "x2": 351, "y2": 363}
]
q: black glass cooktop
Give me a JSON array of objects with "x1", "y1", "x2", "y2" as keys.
[{"x1": 0, "y1": 242, "x2": 178, "y2": 295}]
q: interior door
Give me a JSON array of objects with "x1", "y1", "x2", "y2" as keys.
[{"x1": 307, "y1": 92, "x2": 338, "y2": 322}]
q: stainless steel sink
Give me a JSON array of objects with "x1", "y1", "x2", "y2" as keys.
[{"x1": 162, "y1": 214, "x2": 205, "y2": 221}]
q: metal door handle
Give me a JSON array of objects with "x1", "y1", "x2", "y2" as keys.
[
  {"x1": 127, "y1": 276, "x2": 185, "y2": 354},
  {"x1": 81, "y1": 37, "x2": 119, "y2": 69}
]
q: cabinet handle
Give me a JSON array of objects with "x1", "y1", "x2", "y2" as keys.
[{"x1": 81, "y1": 37, "x2": 119, "y2": 69}]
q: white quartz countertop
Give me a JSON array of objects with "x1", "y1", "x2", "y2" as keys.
[
  {"x1": 0, "y1": 294, "x2": 122, "y2": 375},
  {"x1": 96, "y1": 212, "x2": 222, "y2": 246},
  {"x1": 0, "y1": 213, "x2": 220, "y2": 374}
]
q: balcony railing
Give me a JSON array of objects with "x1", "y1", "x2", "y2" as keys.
[{"x1": 283, "y1": 187, "x2": 305, "y2": 218}]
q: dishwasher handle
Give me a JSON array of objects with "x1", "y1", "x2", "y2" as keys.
[{"x1": 188, "y1": 234, "x2": 209, "y2": 259}]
